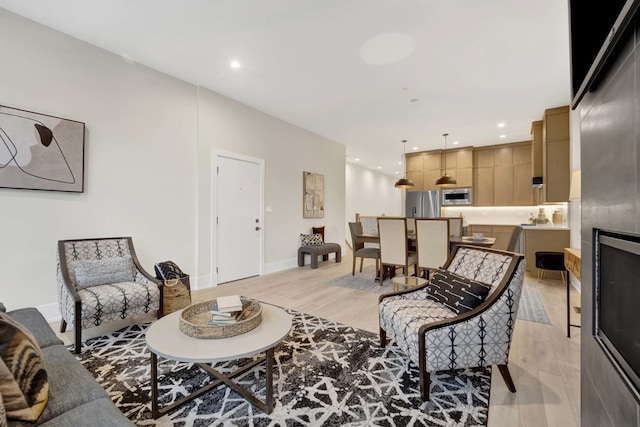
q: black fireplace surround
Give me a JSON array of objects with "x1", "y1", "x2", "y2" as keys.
[{"x1": 594, "y1": 228, "x2": 640, "y2": 399}]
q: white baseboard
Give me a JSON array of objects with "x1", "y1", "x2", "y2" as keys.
[
  {"x1": 36, "y1": 303, "x2": 61, "y2": 323},
  {"x1": 191, "y1": 273, "x2": 214, "y2": 291},
  {"x1": 264, "y1": 258, "x2": 298, "y2": 274},
  {"x1": 32, "y1": 260, "x2": 299, "y2": 321}
]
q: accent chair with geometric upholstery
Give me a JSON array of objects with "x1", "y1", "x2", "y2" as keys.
[
  {"x1": 56, "y1": 237, "x2": 162, "y2": 353},
  {"x1": 379, "y1": 245, "x2": 525, "y2": 400}
]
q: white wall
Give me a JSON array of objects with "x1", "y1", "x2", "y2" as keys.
[
  {"x1": 0, "y1": 10, "x2": 197, "y2": 309},
  {"x1": 345, "y1": 163, "x2": 402, "y2": 245},
  {"x1": 0, "y1": 9, "x2": 345, "y2": 310},
  {"x1": 196, "y1": 88, "x2": 345, "y2": 283}
]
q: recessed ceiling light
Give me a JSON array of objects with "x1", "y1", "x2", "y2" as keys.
[
  {"x1": 452, "y1": 141, "x2": 459, "y2": 145},
  {"x1": 497, "y1": 122, "x2": 505, "y2": 128},
  {"x1": 412, "y1": 146, "x2": 418, "y2": 150},
  {"x1": 355, "y1": 158, "x2": 360, "y2": 161},
  {"x1": 377, "y1": 166, "x2": 382, "y2": 169},
  {"x1": 398, "y1": 161, "x2": 402, "y2": 165},
  {"x1": 395, "y1": 171, "x2": 400, "y2": 174},
  {"x1": 499, "y1": 134, "x2": 506, "y2": 139},
  {"x1": 230, "y1": 60, "x2": 241, "y2": 69}
]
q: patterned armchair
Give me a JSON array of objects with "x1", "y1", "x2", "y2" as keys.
[
  {"x1": 56, "y1": 237, "x2": 162, "y2": 353},
  {"x1": 379, "y1": 245, "x2": 525, "y2": 400}
]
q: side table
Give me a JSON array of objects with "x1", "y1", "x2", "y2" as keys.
[
  {"x1": 564, "y1": 248, "x2": 581, "y2": 338},
  {"x1": 391, "y1": 275, "x2": 428, "y2": 292}
]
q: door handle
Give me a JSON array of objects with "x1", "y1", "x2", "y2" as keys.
[{"x1": 255, "y1": 226, "x2": 261, "y2": 231}]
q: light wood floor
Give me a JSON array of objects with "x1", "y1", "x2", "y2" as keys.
[
  {"x1": 200, "y1": 254, "x2": 581, "y2": 427},
  {"x1": 55, "y1": 251, "x2": 581, "y2": 426}
]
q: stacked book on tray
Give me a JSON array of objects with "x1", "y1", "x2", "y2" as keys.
[{"x1": 209, "y1": 295, "x2": 250, "y2": 325}]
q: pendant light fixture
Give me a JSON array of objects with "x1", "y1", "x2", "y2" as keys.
[
  {"x1": 436, "y1": 133, "x2": 457, "y2": 186},
  {"x1": 394, "y1": 139, "x2": 414, "y2": 189}
]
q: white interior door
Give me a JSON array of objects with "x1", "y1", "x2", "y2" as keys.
[{"x1": 216, "y1": 155, "x2": 262, "y2": 284}]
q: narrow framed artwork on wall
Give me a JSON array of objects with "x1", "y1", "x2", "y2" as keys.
[
  {"x1": 303, "y1": 171, "x2": 324, "y2": 218},
  {"x1": 0, "y1": 105, "x2": 85, "y2": 192}
]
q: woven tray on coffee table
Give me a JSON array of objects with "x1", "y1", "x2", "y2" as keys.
[{"x1": 179, "y1": 298, "x2": 262, "y2": 339}]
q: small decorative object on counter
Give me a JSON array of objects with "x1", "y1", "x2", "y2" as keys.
[
  {"x1": 536, "y1": 208, "x2": 548, "y2": 226},
  {"x1": 552, "y1": 210, "x2": 564, "y2": 225}
]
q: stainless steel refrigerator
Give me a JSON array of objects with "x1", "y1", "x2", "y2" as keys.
[{"x1": 406, "y1": 190, "x2": 441, "y2": 218}]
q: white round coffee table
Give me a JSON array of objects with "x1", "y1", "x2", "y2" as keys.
[{"x1": 146, "y1": 302, "x2": 292, "y2": 418}]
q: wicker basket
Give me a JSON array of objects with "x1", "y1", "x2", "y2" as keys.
[
  {"x1": 162, "y1": 276, "x2": 191, "y2": 315},
  {"x1": 179, "y1": 298, "x2": 262, "y2": 339}
]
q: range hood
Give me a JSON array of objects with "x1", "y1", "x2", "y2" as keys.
[{"x1": 532, "y1": 176, "x2": 543, "y2": 188}]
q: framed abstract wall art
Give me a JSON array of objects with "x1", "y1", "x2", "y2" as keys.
[
  {"x1": 0, "y1": 105, "x2": 85, "y2": 192},
  {"x1": 303, "y1": 171, "x2": 324, "y2": 218}
]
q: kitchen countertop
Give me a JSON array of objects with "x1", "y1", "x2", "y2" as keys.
[
  {"x1": 521, "y1": 224, "x2": 570, "y2": 230},
  {"x1": 467, "y1": 223, "x2": 570, "y2": 230}
]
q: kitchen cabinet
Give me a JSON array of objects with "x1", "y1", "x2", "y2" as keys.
[
  {"x1": 422, "y1": 151, "x2": 443, "y2": 191},
  {"x1": 467, "y1": 224, "x2": 493, "y2": 236},
  {"x1": 406, "y1": 153, "x2": 425, "y2": 192},
  {"x1": 493, "y1": 165, "x2": 514, "y2": 206},
  {"x1": 542, "y1": 106, "x2": 570, "y2": 203},
  {"x1": 473, "y1": 141, "x2": 533, "y2": 206},
  {"x1": 405, "y1": 150, "x2": 443, "y2": 192},
  {"x1": 531, "y1": 120, "x2": 543, "y2": 177},
  {"x1": 406, "y1": 170, "x2": 424, "y2": 191},
  {"x1": 523, "y1": 228, "x2": 570, "y2": 277},
  {"x1": 492, "y1": 225, "x2": 517, "y2": 251},
  {"x1": 473, "y1": 150, "x2": 493, "y2": 206},
  {"x1": 467, "y1": 225, "x2": 517, "y2": 251},
  {"x1": 446, "y1": 147, "x2": 473, "y2": 188},
  {"x1": 513, "y1": 144, "x2": 534, "y2": 206},
  {"x1": 406, "y1": 148, "x2": 472, "y2": 191},
  {"x1": 474, "y1": 167, "x2": 493, "y2": 205}
]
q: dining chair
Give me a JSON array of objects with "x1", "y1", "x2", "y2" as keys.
[
  {"x1": 377, "y1": 217, "x2": 417, "y2": 282},
  {"x1": 415, "y1": 218, "x2": 450, "y2": 279},
  {"x1": 348, "y1": 222, "x2": 380, "y2": 279},
  {"x1": 406, "y1": 217, "x2": 417, "y2": 251},
  {"x1": 406, "y1": 217, "x2": 416, "y2": 235},
  {"x1": 448, "y1": 217, "x2": 463, "y2": 237}
]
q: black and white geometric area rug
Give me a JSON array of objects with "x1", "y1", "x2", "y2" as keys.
[{"x1": 75, "y1": 310, "x2": 491, "y2": 426}]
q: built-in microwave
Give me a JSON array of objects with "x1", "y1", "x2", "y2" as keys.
[{"x1": 442, "y1": 188, "x2": 473, "y2": 206}]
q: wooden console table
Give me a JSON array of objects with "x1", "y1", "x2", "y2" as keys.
[{"x1": 564, "y1": 248, "x2": 581, "y2": 337}]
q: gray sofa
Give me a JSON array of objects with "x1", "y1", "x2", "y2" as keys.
[{"x1": 1, "y1": 304, "x2": 133, "y2": 426}]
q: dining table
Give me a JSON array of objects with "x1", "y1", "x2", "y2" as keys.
[
  {"x1": 356, "y1": 233, "x2": 496, "y2": 251},
  {"x1": 354, "y1": 233, "x2": 496, "y2": 283},
  {"x1": 449, "y1": 236, "x2": 496, "y2": 249},
  {"x1": 356, "y1": 233, "x2": 382, "y2": 244}
]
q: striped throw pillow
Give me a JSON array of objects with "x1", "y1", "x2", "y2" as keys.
[
  {"x1": 0, "y1": 390, "x2": 6, "y2": 427},
  {"x1": 0, "y1": 313, "x2": 48, "y2": 422}
]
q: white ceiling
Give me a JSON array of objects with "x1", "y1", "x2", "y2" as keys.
[{"x1": 0, "y1": 0, "x2": 571, "y2": 177}]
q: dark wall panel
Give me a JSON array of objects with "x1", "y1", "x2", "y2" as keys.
[{"x1": 580, "y1": 17, "x2": 640, "y2": 427}]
